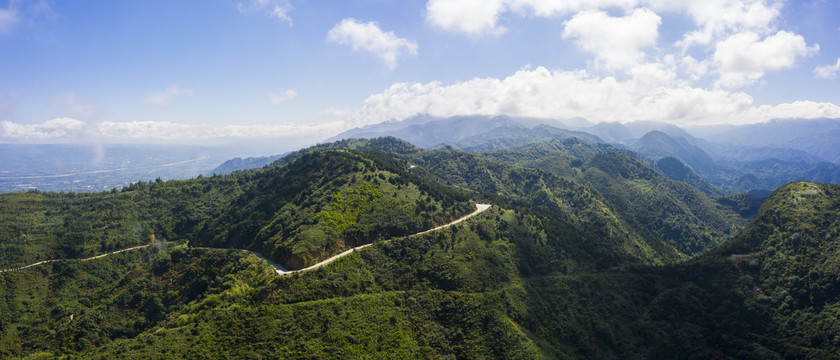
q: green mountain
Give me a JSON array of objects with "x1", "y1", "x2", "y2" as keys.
[
  {"x1": 0, "y1": 146, "x2": 472, "y2": 271},
  {"x1": 195, "y1": 149, "x2": 473, "y2": 269},
  {"x1": 483, "y1": 138, "x2": 750, "y2": 255},
  {"x1": 208, "y1": 154, "x2": 285, "y2": 175},
  {"x1": 4, "y1": 136, "x2": 840, "y2": 359},
  {"x1": 654, "y1": 156, "x2": 723, "y2": 196},
  {"x1": 630, "y1": 130, "x2": 718, "y2": 175}
]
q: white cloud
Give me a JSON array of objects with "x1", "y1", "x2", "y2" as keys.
[
  {"x1": 743, "y1": 101, "x2": 840, "y2": 122},
  {"x1": 714, "y1": 30, "x2": 818, "y2": 88},
  {"x1": 425, "y1": 0, "x2": 508, "y2": 35},
  {"x1": 327, "y1": 18, "x2": 418, "y2": 69},
  {"x1": 0, "y1": 2, "x2": 20, "y2": 34},
  {"x1": 425, "y1": 0, "x2": 640, "y2": 35},
  {"x1": 423, "y1": 0, "x2": 813, "y2": 88},
  {"x1": 667, "y1": 0, "x2": 782, "y2": 50},
  {"x1": 562, "y1": 8, "x2": 661, "y2": 70},
  {"x1": 814, "y1": 58, "x2": 840, "y2": 79},
  {"x1": 269, "y1": 90, "x2": 297, "y2": 105},
  {"x1": 237, "y1": 0, "x2": 293, "y2": 26},
  {"x1": 144, "y1": 85, "x2": 194, "y2": 106},
  {"x1": 1, "y1": 117, "x2": 86, "y2": 139},
  {"x1": 342, "y1": 66, "x2": 839, "y2": 127},
  {"x1": 0, "y1": 118, "x2": 350, "y2": 144}
]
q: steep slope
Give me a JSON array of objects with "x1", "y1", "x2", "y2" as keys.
[
  {"x1": 707, "y1": 182, "x2": 840, "y2": 357},
  {"x1": 197, "y1": 149, "x2": 473, "y2": 269},
  {"x1": 630, "y1": 130, "x2": 718, "y2": 175},
  {"x1": 407, "y1": 146, "x2": 682, "y2": 267},
  {"x1": 485, "y1": 140, "x2": 750, "y2": 255},
  {"x1": 0, "y1": 146, "x2": 474, "y2": 271},
  {"x1": 654, "y1": 156, "x2": 723, "y2": 196}
]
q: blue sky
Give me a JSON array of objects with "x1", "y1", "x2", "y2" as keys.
[{"x1": 1, "y1": 0, "x2": 839, "y2": 149}]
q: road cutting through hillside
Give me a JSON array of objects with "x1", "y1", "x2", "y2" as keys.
[
  {"x1": 265, "y1": 203, "x2": 491, "y2": 275},
  {"x1": 1, "y1": 205, "x2": 492, "y2": 276},
  {"x1": 0, "y1": 236, "x2": 155, "y2": 273}
]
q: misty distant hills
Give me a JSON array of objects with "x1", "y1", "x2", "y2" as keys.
[
  {"x1": 208, "y1": 154, "x2": 286, "y2": 175},
  {"x1": 628, "y1": 128, "x2": 840, "y2": 192},
  {"x1": 324, "y1": 116, "x2": 840, "y2": 194},
  {"x1": 10, "y1": 117, "x2": 837, "y2": 195},
  {"x1": 698, "y1": 118, "x2": 840, "y2": 163},
  {"x1": 630, "y1": 130, "x2": 717, "y2": 175},
  {"x1": 327, "y1": 115, "x2": 601, "y2": 149},
  {"x1": 579, "y1": 120, "x2": 695, "y2": 144}
]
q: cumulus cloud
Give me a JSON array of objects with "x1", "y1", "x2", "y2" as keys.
[
  {"x1": 237, "y1": 0, "x2": 293, "y2": 26},
  {"x1": 425, "y1": 0, "x2": 508, "y2": 35},
  {"x1": 425, "y1": 0, "x2": 638, "y2": 35},
  {"x1": 343, "y1": 66, "x2": 839, "y2": 126},
  {"x1": 814, "y1": 58, "x2": 840, "y2": 80},
  {"x1": 269, "y1": 90, "x2": 298, "y2": 105},
  {"x1": 668, "y1": 0, "x2": 781, "y2": 50},
  {"x1": 562, "y1": 8, "x2": 661, "y2": 70},
  {"x1": 713, "y1": 30, "x2": 818, "y2": 88},
  {"x1": 1, "y1": 117, "x2": 86, "y2": 139},
  {"x1": 144, "y1": 85, "x2": 194, "y2": 106},
  {"x1": 327, "y1": 18, "x2": 418, "y2": 69},
  {"x1": 424, "y1": 0, "x2": 813, "y2": 87}
]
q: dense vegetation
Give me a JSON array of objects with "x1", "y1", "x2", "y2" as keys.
[
  {"x1": 4, "y1": 137, "x2": 840, "y2": 358},
  {"x1": 482, "y1": 138, "x2": 753, "y2": 255},
  {"x1": 0, "y1": 146, "x2": 473, "y2": 270}
]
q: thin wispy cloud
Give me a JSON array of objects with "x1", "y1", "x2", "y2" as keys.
[
  {"x1": 815, "y1": 58, "x2": 840, "y2": 79},
  {"x1": 0, "y1": 118, "x2": 348, "y2": 143},
  {"x1": 144, "y1": 85, "x2": 193, "y2": 106},
  {"x1": 53, "y1": 93, "x2": 98, "y2": 119},
  {"x1": 0, "y1": 2, "x2": 20, "y2": 34},
  {"x1": 238, "y1": 0, "x2": 293, "y2": 26},
  {"x1": 269, "y1": 90, "x2": 298, "y2": 105}
]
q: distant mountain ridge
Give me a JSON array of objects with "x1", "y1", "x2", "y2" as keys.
[
  {"x1": 209, "y1": 154, "x2": 286, "y2": 175},
  {"x1": 327, "y1": 115, "x2": 601, "y2": 149},
  {"x1": 210, "y1": 117, "x2": 840, "y2": 195}
]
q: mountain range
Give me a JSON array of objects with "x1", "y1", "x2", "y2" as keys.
[{"x1": 2, "y1": 115, "x2": 840, "y2": 358}]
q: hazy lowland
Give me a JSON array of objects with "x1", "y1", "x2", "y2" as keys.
[{"x1": 2, "y1": 117, "x2": 840, "y2": 358}]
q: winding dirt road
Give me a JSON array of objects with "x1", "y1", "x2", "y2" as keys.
[
  {"x1": 266, "y1": 203, "x2": 491, "y2": 275},
  {"x1": 0, "y1": 237, "x2": 155, "y2": 273},
  {"x1": 1, "y1": 204, "x2": 492, "y2": 276}
]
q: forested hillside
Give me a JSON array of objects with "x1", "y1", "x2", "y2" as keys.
[
  {"x1": 0, "y1": 146, "x2": 473, "y2": 270},
  {"x1": 483, "y1": 138, "x2": 753, "y2": 255},
  {"x1": 3, "y1": 137, "x2": 839, "y2": 359}
]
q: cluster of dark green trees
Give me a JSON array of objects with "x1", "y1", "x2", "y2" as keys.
[{"x1": 1, "y1": 136, "x2": 839, "y2": 359}]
